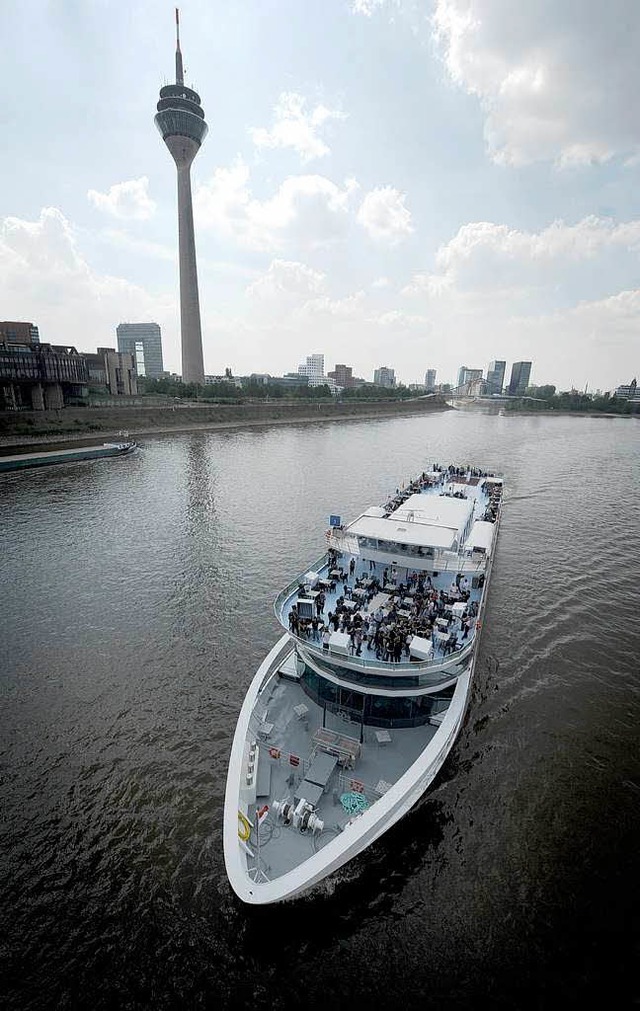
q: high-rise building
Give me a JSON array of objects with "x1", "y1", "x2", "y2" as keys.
[
  {"x1": 424, "y1": 369, "x2": 437, "y2": 391},
  {"x1": 328, "y1": 363, "x2": 354, "y2": 388},
  {"x1": 457, "y1": 366, "x2": 483, "y2": 389},
  {"x1": 374, "y1": 366, "x2": 396, "y2": 388},
  {"x1": 155, "y1": 10, "x2": 207, "y2": 384},
  {"x1": 486, "y1": 360, "x2": 506, "y2": 395},
  {"x1": 297, "y1": 353, "x2": 326, "y2": 385},
  {"x1": 507, "y1": 361, "x2": 532, "y2": 396},
  {"x1": 0, "y1": 321, "x2": 40, "y2": 345},
  {"x1": 116, "y1": 323, "x2": 164, "y2": 379}
]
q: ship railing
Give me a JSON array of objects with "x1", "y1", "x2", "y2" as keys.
[
  {"x1": 336, "y1": 771, "x2": 392, "y2": 805},
  {"x1": 273, "y1": 552, "x2": 330, "y2": 617},
  {"x1": 292, "y1": 631, "x2": 475, "y2": 676}
]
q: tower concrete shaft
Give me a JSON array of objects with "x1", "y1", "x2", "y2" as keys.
[{"x1": 155, "y1": 10, "x2": 208, "y2": 384}]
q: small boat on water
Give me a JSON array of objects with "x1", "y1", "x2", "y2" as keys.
[
  {"x1": 224, "y1": 464, "x2": 504, "y2": 904},
  {"x1": 0, "y1": 441, "x2": 137, "y2": 472}
]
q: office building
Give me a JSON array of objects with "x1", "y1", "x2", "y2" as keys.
[
  {"x1": 486, "y1": 360, "x2": 506, "y2": 395},
  {"x1": 373, "y1": 366, "x2": 396, "y2": 388},
  {"x1": 328, "y1": 364, "x2": 355, "y2": 389},
  {"x1": 116, "y1": 323, "x2": 164, "y2": 379},
  {"x1": 457, "y1": 366, "x2": 483, "y2": 390},
  {"x1": 85, "y1": 348, "x2": 137, "y2": 396},
  {"x1": 507, "y1": 361, "x2": 532, "y2": 396},
  {"x1": 424, "y1": 369, "x2": 437, "y2": 391},
  {"x1": 0, "y1": 341, "x2": 87, "y2": 410},
  {"x1": 297, "y1": 353, "x2": 326, "y2": 385},
  {"x1": 0, "y1": 321, "x2": 40, "y2": 345},
  {"x1": 155, "y1": 10, "x2": 207, "y2": 383}
]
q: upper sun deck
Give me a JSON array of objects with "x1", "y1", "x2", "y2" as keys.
[{"x1": 274, "y1": 466, "x2": 503, "y2": 682}]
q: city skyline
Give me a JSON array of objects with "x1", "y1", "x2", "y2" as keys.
[{"x1": 1, "y1": 2, "x2": 639, "y2": 389}]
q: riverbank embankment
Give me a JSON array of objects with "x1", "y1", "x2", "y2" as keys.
[{"x1": 0, "y1": 396, "x2": 449, "y2": 452}]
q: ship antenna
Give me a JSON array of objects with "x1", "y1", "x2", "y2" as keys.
[{"x1": 175, "y1": 8, "x2": 184, "y2": 85}]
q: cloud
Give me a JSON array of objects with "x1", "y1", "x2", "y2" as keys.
[
  {"x1": 0, "y1": 207, "x2": 173, "y2": 349},
  {"x1": 250, "y1": 92, "x2": 345, "y2": 163},
  {"x1": 357, "y1": 186, "x2": 413, "y2": 243},
  {"x1": 194, "y1": 157, "x2": 357, "y2": 251},
  {"x1": 432, "y1": 0, "x2": 640, "y2": 166},
  {"x1": 246, "y1": 259, "x2": 327, "y2": 302},
  {"x1": 349, "y1": 0, "x2": 389, "y2": 16},
  {"x1": 87, "y1": 177, "x2": 157, "y2": 220},
  {"x1": 406, "y1": 216, "x2": 640, "y2": 294}
]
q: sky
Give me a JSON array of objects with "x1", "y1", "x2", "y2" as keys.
[{"x1": 2, "y1": 0, "x2": 639, "y2": 390}]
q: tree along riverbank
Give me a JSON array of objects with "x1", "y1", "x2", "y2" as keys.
[{"x1": 0, "y1": 396, "x2": 449, "y2": 450}]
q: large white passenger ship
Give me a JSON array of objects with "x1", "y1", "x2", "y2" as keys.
[{"x1": 224, "y1": 465, "x2": 503, "y2": 904}]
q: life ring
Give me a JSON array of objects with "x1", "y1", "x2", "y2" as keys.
[
  {"x1": 476, "y1": 620, "x2": 482, "y2": 630},
  {"x1": 269, "y1": 747, "x2": 281, "y2": 760},
  {"x1": 237, "y1": 811, "x2": 252, "y2": 842},
  {"x1": 350, "y1": 779, "x2": 365, "y2": 794}
]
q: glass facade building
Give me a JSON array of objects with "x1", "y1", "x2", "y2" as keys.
[
  {"x1": 507, "y1": 361, "x2": 532, "y2": 396},
  {"x1": 486, "y1": 360, "x2": 506, "y2": 395},
  {"x1": 116, "y1": 323, "x2": 164, "y2": 379}
]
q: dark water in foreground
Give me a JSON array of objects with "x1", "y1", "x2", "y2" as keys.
[{"x1": 1, "y1": 410, "x2": 638, "y2": 1009}]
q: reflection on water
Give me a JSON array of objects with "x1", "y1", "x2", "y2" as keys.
[{"x1": 1, "y1": 412, "x2": 639, "y2": 1009}]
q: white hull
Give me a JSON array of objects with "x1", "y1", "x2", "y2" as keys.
[{"x1": 224, "y1": 635, "x2": 474, "y2": 905}]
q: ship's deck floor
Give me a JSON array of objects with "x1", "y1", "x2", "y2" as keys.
[{"x1": 245, "y1": 669, "x2": 444, "y2": 883}]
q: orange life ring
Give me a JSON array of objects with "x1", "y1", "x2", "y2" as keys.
[
  {"x1": 476, "y1": 620, "x2": 482, "y2": 630},
  {"x1": 268, "y1": 747, "x2": 281, "y2": 760},
  {"x1": 350, "y1": 779, "x2": 365, "y2": 793}
]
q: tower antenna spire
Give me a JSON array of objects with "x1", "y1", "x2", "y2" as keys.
[{"x1": 175, "y1": 8, "x2": 184, "y2": 85}]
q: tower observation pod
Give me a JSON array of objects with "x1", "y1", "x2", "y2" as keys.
[{"x1": 155, "y1": 9, "x2": 208, "y2": 384}]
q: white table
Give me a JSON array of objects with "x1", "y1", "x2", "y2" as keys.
[
  {"x1": 328, "y1": 631, "x2": 351, "y2": 655},
  {"x1": 452, "y1": 601, "x2": 466, "y2": 618},
  {"x1": 342, "y1": 599, "x2": 358, "y2": 611},
  {"x1": 293, "y1": 703, "x2": 309, "y2": 719},
  {"x1": 375, "y1": 729, "x2": 392, "y2": 745},
  {"x1": 376, "y1": 779, "x2": 392, "y2": 795},
  {"x1": 409, "y1": 635, "x2": 433, "y2": 660}
]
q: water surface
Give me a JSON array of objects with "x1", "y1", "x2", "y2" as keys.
[{"x1": 1, "y1": 410, "x2": 638, "y2": 1008}]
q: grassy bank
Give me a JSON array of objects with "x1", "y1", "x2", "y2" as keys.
[{"x1": 0, "y1": 396, "x2": 449, "y2": 450}]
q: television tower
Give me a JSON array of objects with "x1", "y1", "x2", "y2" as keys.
[{"x1": 155, "y1": 9, "x2": 208, "y2": 384}]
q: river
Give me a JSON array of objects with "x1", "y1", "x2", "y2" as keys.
[{"x1": 1, "y1": 409, "x2": 638, "y2": 1009}]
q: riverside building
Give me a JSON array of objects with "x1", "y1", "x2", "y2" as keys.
[{"x1": 116, "y1": 323, "x2": 164, "y2": 380}]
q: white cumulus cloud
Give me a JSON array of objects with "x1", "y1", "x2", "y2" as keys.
[
  {"x1": 406, "y1": 216, "x2": 640, "y2": 294},
  {"x1": 432, "y1": 0, "x2": 640, "y2": 166},
  {"x1": 87, "y1": 176, "x2": 157, "y2": 220},
  {"x1": 0, "y1": 207, "x2": 172, "y2": 349},
  {"x1": 250, "y1": 92, "x2": 345, "y2": 163},
  {"x1": 247, "y1": 259, "x2": 327, "y2": 302},
  {"x1": 195, "y1": 157, "x2": 357, "y2": 251},
  {"x1": 357, "y1": 186, "x2": 413, "y2": 243}
]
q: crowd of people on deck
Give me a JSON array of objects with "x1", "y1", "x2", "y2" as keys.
[
  {"x1": 288, "y1": 463, "x2": 500, "y2": 663},
  {"x1": 382, "y1": 463, "x2": 499, "y2": 515},
  {"x1": 288, "y1": 549, "x2": 481, "y2": 662}
]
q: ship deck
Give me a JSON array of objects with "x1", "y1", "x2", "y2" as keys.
[
  {"x1": 242, "y1": 661, "x2": 445, "y2": 883},
  {"x1": 278, "y1": 469, "x2": 500, "y2": 667}
]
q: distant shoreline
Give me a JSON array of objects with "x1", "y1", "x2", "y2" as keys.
[{"x1": 0, "y1": 398, "x2": 450, "y2": 453}]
